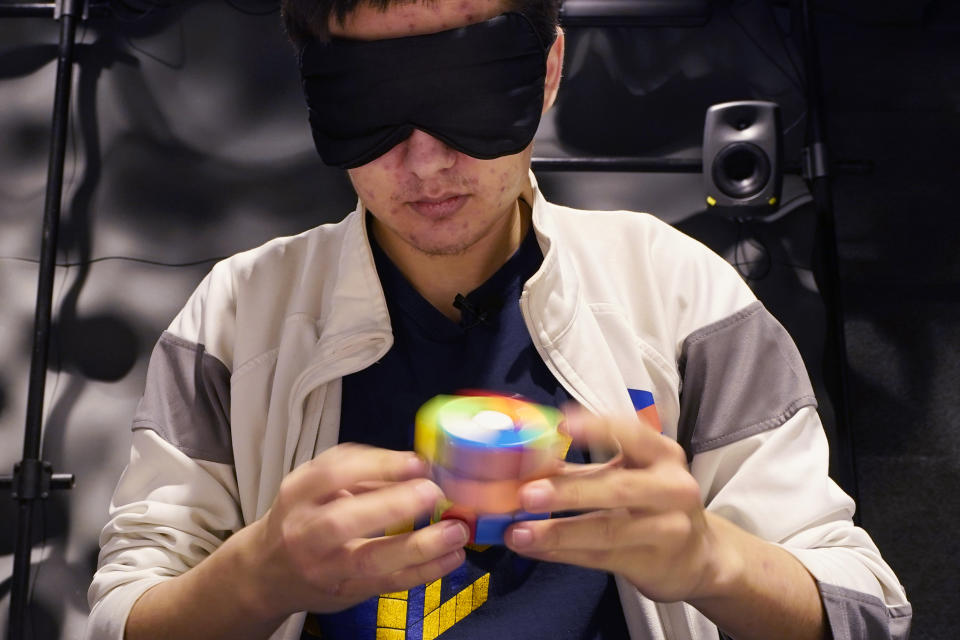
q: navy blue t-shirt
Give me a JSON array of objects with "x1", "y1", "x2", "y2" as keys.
[{"x1": 303, "y1": 222, "x2": 628, "y2": 640}]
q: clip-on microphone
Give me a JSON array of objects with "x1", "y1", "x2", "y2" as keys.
[{"x1": 453, "y1": 293, "x2": 502, "y2": 329}]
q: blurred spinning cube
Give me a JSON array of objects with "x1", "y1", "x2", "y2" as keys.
[{"x1": 415, "y1": 393, "x2": 568, "y2": 543}]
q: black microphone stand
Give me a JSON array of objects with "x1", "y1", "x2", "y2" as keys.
[
  {"x1": 0, "y1": 0, "x2": 95, "y2": 637},
  {"x1": 794, "y1": 0, "x2": 859, "y2": 512}
]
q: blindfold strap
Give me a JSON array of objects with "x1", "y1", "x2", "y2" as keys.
[{"x1": 299, "y1": 12, "x2": 551, "y2": 168}]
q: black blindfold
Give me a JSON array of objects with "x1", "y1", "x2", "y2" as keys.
[{"x1": 299, "y1": 12, "x2": 552, "y2": 169}]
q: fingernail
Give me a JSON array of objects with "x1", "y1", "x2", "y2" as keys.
[
  {"x1": 523, "y1": 481, "x2": 551, "y2": 511},
  {"x1": 442, "y1": 521, "x2": 469, "y2": 546},
  {"x1": 562, "y1": 408, "x2": 585, "y2": 440},
  {"x1": 415, "y1": 480, "x2": 441, "y2": 502},
  {"x1": 406, "y1": 455, "x2": 428, "y2": 475},
  {"x1": 445, "y1": 548, "x2": 466, "y2": 568},
  {"x1": 511, "y1": 527, "x2": 533, "y2": 548}
]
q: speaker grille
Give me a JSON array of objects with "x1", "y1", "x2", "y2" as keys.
[{"x1": 712, "y1": 142, "x2": 771, "y2": 199}]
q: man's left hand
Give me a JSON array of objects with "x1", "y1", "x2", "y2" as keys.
[{"x1": 503, "y1": 406, "x2": 734, "y2": 604}]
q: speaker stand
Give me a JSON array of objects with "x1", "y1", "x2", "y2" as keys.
[{"x1": 0, "y1": 1, "x2": 88, "y2": 638}]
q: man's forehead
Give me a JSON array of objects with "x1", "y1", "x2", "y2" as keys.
[{"x1": 329, "y1": 0, "x2": 509, "y2": 41}]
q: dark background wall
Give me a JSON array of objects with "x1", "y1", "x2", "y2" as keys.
[{"x1": 0, "y1": 1, "x2": 956, "y2": 638}]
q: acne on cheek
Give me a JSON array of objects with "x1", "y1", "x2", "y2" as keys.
[
  {"x1": 499, "y1": 172, "x2": 511, "y2": 194},
  {"x1": 354, "y1": 181, "x2": 377, "y2": 202}
]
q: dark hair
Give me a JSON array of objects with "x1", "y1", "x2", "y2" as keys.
[{"x1": 281, "y1": 0, "x2": 561, "y2": 49}]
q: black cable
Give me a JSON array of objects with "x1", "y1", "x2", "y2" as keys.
[
  {"x1": 778, "y1": 192, "x2": 811, "y2": 210},
  {"x1": 728, "y1": 3, "x2": 805, "y2": 94},
  {"x1": 782, "y1": 107, "x2": 807, "y2": 135},
  {"x1": 0, "y1": 255, "x2": 226, "y2": 267},
  {"x1": 124, "y1": 19, "x2": 186, "y2": 69},
  {"x1": 726, "y1": 190, "x2": 820, "y2": 279},
  {"x1": 732, "y1": 218, "x2": 751, "y2": 277},
  {"x1": 65, "y1": 26, "x2": 86, "y2": 196},
  {"x1": 726, "y1": 3, "x2": 810, "y2": 140},
  {"x1": 761, "y1": 0, "x2": 805, "y2": 85},
  {"x1": 732, "y1": 219, "x2": 773, "y2": 281}
]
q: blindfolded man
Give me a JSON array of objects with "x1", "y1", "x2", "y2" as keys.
[{"x1": 87, "y1": 1, "x2": 910, "y2": 639}]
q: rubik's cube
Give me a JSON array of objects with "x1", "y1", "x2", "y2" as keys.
[{"x1": 415, "y1": 393, "x2": 568, "y2": 545}]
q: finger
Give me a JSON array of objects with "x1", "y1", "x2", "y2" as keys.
[
  {"x1": 519, "y1": 465, "x2": 701, "y2": 514},
  {"x1": 505, "y1": 508, "x2": 694, "y2": 553},
  {"x1": 348, "y1": 480, "x2": 399, "y2": 494},
  {"x1": 294, "y1": 478, "x2": 444, "y2": 552},
  {"x1": 564, "y1": 405, "x2": 685, "y2": 469},
  {"x1": 345, "y1": 520, "x2": 471, "y2": 578},
  {"x1": 518, "y1": 444, "x2": 566, "y2": 480},
  {"x1": 285, "y1": 444, "x2": 429, "y2": 505},
  {"x1": 498, "y1": 545, "x2": 615, "y2": 573},
  {"x1": 331, "y1": 548, "x2": 466, "y2": 607}
]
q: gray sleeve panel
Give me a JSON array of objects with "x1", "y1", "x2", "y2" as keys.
[
  {"x1": 820, "y1": 582, "x2": 913, "y2": 640},
  {"x1": 132, "y1": 331, "x2": 233, "y2": 465},
  {"x1": 677, "y1": 301, "x2": 818, "y2": 458},
  {"x1": 714, "y1": 583, "x2": 912, "y2": 640}
]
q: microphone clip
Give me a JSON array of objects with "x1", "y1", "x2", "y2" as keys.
[{"x1": 453, "y1": 293, "x2": 501, "y2": 329}]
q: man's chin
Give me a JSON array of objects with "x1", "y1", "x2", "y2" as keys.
[{"x1": 409, "y1": 240, "x2": 474, "y2": 257}]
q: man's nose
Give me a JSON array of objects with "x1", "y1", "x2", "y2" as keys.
[{"x1": 401, "y1": 128, "x2": 458, "y2": 178}]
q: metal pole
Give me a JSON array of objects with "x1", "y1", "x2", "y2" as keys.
[
  {"x1": 0, "y1": 3, "x2": 55, "y2": 17},
  {"x1": 796, "y1": 0, "x2": 860, "y2": 510},
  {"x1": 6, "y1": 0, "x2": 81, "y2": 637},
  {"x1": 533, "y1": 156, "x2": 703, "y2": 172},
  {"x1": 559, "y1": 0, "x2": 711, "y2": 27},
  {"x1": 530, "y1": 156, "x2": 870, "y2": 174}
]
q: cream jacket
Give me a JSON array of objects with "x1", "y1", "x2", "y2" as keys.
[{"x1": 87, "y1": 177, "x2": 911, "y2": 639}]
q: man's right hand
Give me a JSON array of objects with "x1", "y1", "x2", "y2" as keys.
[
  {"x1": 247, "y1": 443, "x2": 469, "y2": 619},
  {"x1": 125, "y1": 443, "x2": 469, "y2": 640}
]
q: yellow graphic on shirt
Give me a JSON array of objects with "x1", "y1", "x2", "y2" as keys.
[
  {"x1": 375, "y1": 589, "x2": 407, "y2": 640},
  {"x1": 375, "y1": 572, "x2": 490, "y2": 640},
  {"x1": 364, "y1": 425, "x2": 571, "y2": 638}
]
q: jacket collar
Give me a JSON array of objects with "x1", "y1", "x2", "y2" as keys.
[
  {"x1": 297, "y1": 172, "x2": 630, "y2": 469},
  {"x1": 523, "y1": 175, "x2": 637, "y2": 424},
  {"x1": 523, "y1": 171, "x2": 583, "y2": 345},
  {"x1": 328, "y1": 169, "x2": 581, "y2": 349},
  {"x1": 308, "y1": 171, "x2": 583, "y2": 381},
  {"x1": 317, "y1": 204, "x2": 394, "y2": 345}
]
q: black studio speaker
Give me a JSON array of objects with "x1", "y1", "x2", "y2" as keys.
[{"x1": 703, "y1": 101, "x2": 783, "y2": 217}]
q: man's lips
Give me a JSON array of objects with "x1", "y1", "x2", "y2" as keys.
[{"x1": 408, "y1": 194, "x2": 469, "y2": 218}]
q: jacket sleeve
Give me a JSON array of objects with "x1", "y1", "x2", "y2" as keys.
[
  {"x1": 85, "y1": 266, "x2": 246, "y2": 640},
  {"x1": 694, "y1": 406, "x2": 912, "y2": 639},
  {"x1": 85, "y1": 431, "x2": 243, "y2": 639},
  {"x1": 643, "y1": 216, "x2": 912, "y2": 638},
  {"x1": 679, "y1": 302, "x2": 912, "y2": 639}
]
